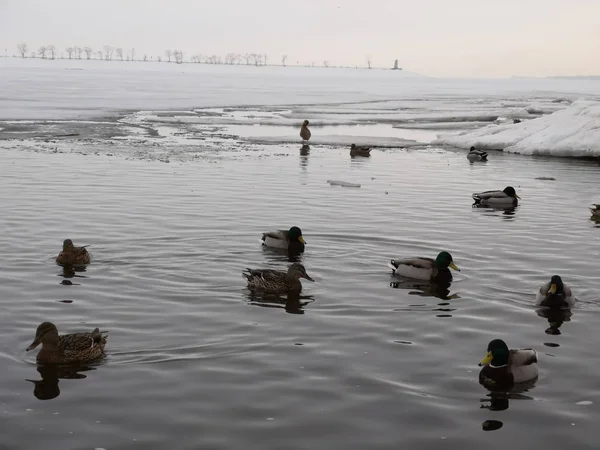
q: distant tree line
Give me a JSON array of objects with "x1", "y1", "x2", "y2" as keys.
[{"x1": 14, "y1": 43, "x2": 377, "y2": 69}]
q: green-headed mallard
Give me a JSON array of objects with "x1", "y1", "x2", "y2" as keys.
[
  {"x1": 479, "y1": 339, "x2": 538, "y2": 388},
  {"x1": 388, "y1": 251, "x2": 460, "y2": 281},
  {"x1": 300, "y1": 120, "x2": 311, "y2": 143},
  {"x1": 590, "y1": 204, "x2": 600, "y2": 219},
  {"x1": 536, "y1": 275, "x2": 575, "y2": 308},
  {"x1": 472, "y1": 186, "x2": 519, "y2": 207},
  {"x1": 56, "y1": 239, "x2": 90, "y2": 265},
  {"x1": 261, "y1": 226, "x2": 305, "y2": 254},
  {"x1": 467, "y1": 146, "x2": 488, "y2": 161},
  {"x1": 350, "y1": 144, "x2": 371, "y2": 157},
  {"x1": 243, "y1": 263, "x2": 314, "y2": 293},
  {"x1": 26, "y1": 322, "x2": 107, "y2": 365}
]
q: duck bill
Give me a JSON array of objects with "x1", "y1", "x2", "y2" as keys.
[
  {"x1": 449, "y1": 262, "x2": 460, "y2": 272},
  {"x1": 549, "y1": 283, "x2": 557, "y2": 294},
  {"x1": 303, "y1": 274, "x2": 315, "y2": 282},
  {"x1": 515, "y1": 194, "x2": 521, "y2": 199},
  {"x1": 479, "y1": 351, "x2": 493, "y2": 366},
  {"x1": 299, "y1": 236, "x2": 306, "y2": 245},
  {"x1": 26, "y1": 339, "x2": 41, "y2": 351}
]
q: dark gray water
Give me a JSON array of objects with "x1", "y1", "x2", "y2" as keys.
[{"x1": 1, "y1": 140, "x2": 600, "y2": 449}]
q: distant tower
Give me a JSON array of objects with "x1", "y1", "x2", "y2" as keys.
[{"x1": 393, "y1": 59, "x2": 398, "y2": 70}]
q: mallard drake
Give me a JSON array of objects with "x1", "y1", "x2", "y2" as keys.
[
  {"x1": 467, "y1": 146, "x2": 488, "y2": 161},
  {"x1": 26, "y1": 322, "x2": 107, "y2": 365},
  {"x1": 479, "y1": 339, "x2": 538, "y2": 388},
  {"x1": 536, "y1": 275, "x2": 575, "y2": 308},
  {"x1": 261, "y1": 226, "x2": 305, "y2": 254},
  {"x1": 300, "y1": 120, "x2": 311, "y2": 143},
  {"x1": 350, "y1": 144, "x2": 371, "y2": 157},
  {"x1": 589, "y1": 204, "x2": 600, "y2": 218},
  {"x1": 388, "y1": 251, "x2": 460, "y2": 281},
  {"x1": 472, "y1": 186, "x2": 519, "y2": 207},
  {"x1": 243, "y1": 263, "x2": 314, "y2": 293},
  {"x1": 56, "y1": 239, "x2": 90, "y2": 265}
]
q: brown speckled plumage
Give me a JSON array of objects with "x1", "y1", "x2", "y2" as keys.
[
  {"x1": 243, "y1": 263, "x2": 314, "y2": 293},
  {"x1": 56, "y1": 239, "x2": 90, "y2": 265},
  {"x1": 350, "y1": 144, "x2": 371, "y2": 157},
  {"x1": 26, "y1": 322, "x2": 107, "y2": 364}
]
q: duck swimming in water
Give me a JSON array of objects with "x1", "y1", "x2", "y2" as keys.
[
  {"x1": 478, "y1": 339, "x2": 538, "y2": 388},
  {"x1": 55, "y1": 239, "x2": 90, "y2": 265},
  {"x1": 243, "y1": 263, "x2": 314, "y2": 293},
  {"x1": 260, "y1": 226, "x2": 306, "y2": 254},
  {"x1": 467, "y1": 146, "x2": 488, "y2": 161},
  {"x1": 536, "y1": 275, "x2": 575, "y2": 308},
  {"x1": 350, "y1": 144, "x2": 372, "y2": 157},
  {"x1": 388, "y1": 251, "x2": 460, "y2": 281},
  {"x1": 26, "y1": 322, "x2": 107, "y2": 364},
  {"x1": 472, "y1": 186, "x2": 520, "y2": 207}
]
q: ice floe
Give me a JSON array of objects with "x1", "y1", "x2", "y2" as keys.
[{"x1": 434, "y1": 100, "x2": 600, "y2": 158}]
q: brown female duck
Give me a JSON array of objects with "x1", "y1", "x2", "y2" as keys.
[
  {"x1": 243, "y1": 263, "x2": 314, "y2": 293},
  {"x1": 26, "y1": 322, "x2": 107, "y2": 364},
  {"x1": 350, "y1": 144, "x2": 372, "y2": 157},
  {"x1": 300, "y1": 120, "x2": 311, "y2": 143},
  {"x1": 56, "y1": 239, "x2": 90, "y2": 265}
]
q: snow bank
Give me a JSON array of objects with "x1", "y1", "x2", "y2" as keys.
[{"x1": 434, "y1": 100, "x2": 600, "y2": 158}]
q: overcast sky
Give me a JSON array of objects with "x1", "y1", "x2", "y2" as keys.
[{"x1": 1, "y1": 0, "x2": 598, "y2": 77}]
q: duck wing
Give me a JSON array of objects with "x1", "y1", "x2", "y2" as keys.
[
  {"x1": 472, "y1": 190, "x2": 506, "y2": 201},
  {"x1": 262, "y1": 230, "x2": 288, "y2": 241},
  {"x1": 389, "y1": 257, "x2": 434, "y2": 270},
  {"x1": 509, "y1": 349, "x2": 538, "y2": 367}
]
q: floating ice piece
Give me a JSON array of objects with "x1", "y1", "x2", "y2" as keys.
[
  {"x1": 327, "y1": 180, "x2": 361, "y2": 188},
  {"x1": 576, "y1": 400, "x2": 593, "y2": 406}
]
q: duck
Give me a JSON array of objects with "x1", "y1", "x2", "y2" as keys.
[
  {"x1": 261, "y1": 226, "x2": 305, "y2": 254},
  {"x1": 243, "y1": 263, "x2": 314, "y2": 293},
  {"x1": 467, "y1": 146, "x2": 488, "y2": 161},
  {"x1": 536, "y1": 275, "x2": 575, "y2": 308},
  {"x1": 300, "y1": 120, "x2": 311, "y2": 143},
  {"x1": 26, "y1": 322, "x2": 107, "y2": 365},
  {"x1": 478, "y1": 339, "x2": 538, "y2": 388},
  {"x1": 472, "y1": 186, "x2": 519, "y2": 207},
  {"x1": 350, "y1": 144, "x2": 372, "y2": 157},
  {"x1": 589, "y1": 204, "x2": 600, "y2": 218},
  {"x1": 388, "y1": 251, "x2": 460, "y2": 281},
  {"x1": 56, "y1": 239, "x2": 90, "y2": 265}
]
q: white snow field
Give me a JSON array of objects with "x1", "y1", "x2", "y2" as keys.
[
  {"x1": 435, "y1": 100, "x2": 600, "y2": 158},
  {"x1": 1, "y1": 57, "x2": 600, "y2": 158}
]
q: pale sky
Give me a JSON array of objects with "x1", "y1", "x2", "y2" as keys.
[{"x1": 0, "y1": 0, "x2": 598, "y2": 77}]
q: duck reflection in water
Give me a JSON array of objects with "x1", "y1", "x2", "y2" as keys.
[
  {"x1": 536, "y1": 307, "x2": 573, "y2": 335},
  {"x1": 472, "y1": 203, "x2": 518, "y2": 219},
  {"x1": 59, "y1": 264, "x2": 87, "y2": 283},
  {"x1": 26, "y1": 364, "x2": 94, "y2": 401},
  {"x1": 245, "y1": 290, "x2": 315, "y2": 315},
  {"x1": 479, "y1": 377, "x2": 537, "y2": 413},
  {"x1": 299, "y1": 144, "x2": 310, "y2": 169},
  {"x1": 389, "y1": 278, "x2": 459, "y2": 301}
]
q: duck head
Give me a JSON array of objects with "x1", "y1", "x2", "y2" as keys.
[
  {"x1": 27, "y1": 322, "x2": 59, "y2": 351},
  {"x1": 435, "y1": 251, "x2": 460, "y2": 271},
  {"x1": 479, "y1": 339, "x2": 510, "y2": 367}
]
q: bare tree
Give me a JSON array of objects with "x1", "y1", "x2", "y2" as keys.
[
  {"x1": 30, "y1": 51, "x2": 36, "y2": 58},
  {"x1": 17, "y1": 43, "x2": 28, "y2": 58},
  {"x1": 143, "y1": 54, "x2": 148, "y2": 62},
  {"x1": 103, "y1": 45, "x2": 114, "y2": 61},
  {"x1": 281, "y1": 55, "x2": 288, "y2": 66},
  {"x1": 157, "y1": 55, "x2": 162, "y2": 62},
  {"x1": 96, "y1": 50, "x2": 103, "y2": 60},
  {"x1": 66, "y1": 47, "x2": 74, "y2": 59},
  {"x1": 116, "y1": 48, "x2": 123, "y2": 61},
  {"x1": 225, "y1": 53, "x2": 236, "y2": 65},
  {"x1": 75, "y1": 46, "x2": 82, "y2": 59},
  {"x1": 83, "y1": 47, "x2": 93, "y2": 59},
  {"x1": 366, "y1": 54, "x2": 372, "y2": 69},
  {"x1": 323, "y1": 60, "x2": 329, "y2": 68},
  {"x1": 173, "y1": 50, "x2": 183, "y2": 64},
  {"x1": 165, "y1": 49, "x2": 172, "y2": 62},
  {"x1": 264, "y1": 54, "x2": 268, "y2": 66},
  {"x1": 38, "y1": 46, "x2": 47, "y2": 59},
  {"x1": 130, "y1": 48, "x2": 135, "y2": 61},
  {"x1": 47, "y1": 45, "x2": 56, "y2": 59}
]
